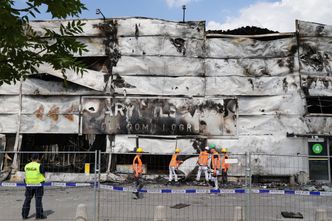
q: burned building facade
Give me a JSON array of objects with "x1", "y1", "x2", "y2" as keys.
[{"x1": 0, "y1": 18, "x2": 332, "y2": 181}]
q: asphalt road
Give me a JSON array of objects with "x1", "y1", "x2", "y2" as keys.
[{"x1": 0, "y1": 185, "x2": 332, "y2": 221}]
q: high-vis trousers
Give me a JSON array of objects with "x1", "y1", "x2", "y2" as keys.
[
  {"x1": 209, "y1": 170, "x2": 220, "y2": 189},
  {"x1": 196, "y1": 165, "x2": 209, "y2": 182},
  {"x1": 169, "y1": 166, "x2": 178, "y2": 182}
]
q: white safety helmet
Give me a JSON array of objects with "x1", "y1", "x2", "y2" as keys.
[{"x1": 205, "y1": 146, "x2": 210, "y2": 151}]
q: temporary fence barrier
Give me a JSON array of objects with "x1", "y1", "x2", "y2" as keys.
[{"x1": 0, "y1": 151, "x2": 332, "y2": 220}]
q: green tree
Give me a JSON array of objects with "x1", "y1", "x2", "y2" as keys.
[{"x1": 0, "y1": 0, "x2": 88, "y2": 85}]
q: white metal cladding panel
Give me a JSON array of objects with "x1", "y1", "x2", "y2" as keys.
[
  {"x1": 21, "y1": 96, "x2": 80, "y2": 114},
  {"x1": 29, "y1": 19, "x2": 105, "y2": 37},
  {"x1": 205, "y1": 57, "x2": 298, "y2": 77},
  {"x1": 298, "y1": 37, "x2": 332, "y2": 76},
  {"x1": 113, "y1": 56, "x2": 205, "y2": 76},
  {"x1": 206, "y1": 37, "x2": 297, "y2": 58},
  {"x1": 20, "y1": 114, "x2": 79, "y2": 133},
  {"x1": 36, "y1": 64, "x2": 107, "y2": 91},
  {"x1": 301, "y1": 75, "x2": 332, "y2": 96},
  {"x1": 297, "y1": 20, "x2": 332, "y2": 37},
  {"x1": 238, "y1": 115, "x2": 308, "y2": 135},
  {"x1": 113, "y1": 76, "x2": 205, "y2": 96},
  {"x1": 0, "y1": 96, "x2": 19, "y2": 113},
  {"x1": 117, "y1": 18, "x2": 205, "y2": 38},
  {"x1": 205, "y1": 75, "x2": 300, "y2": 96},
  {"x1": 30, "y1": 18, "x2": 205, "y2": 38},
  {"x1": 304, "y1": 117, "x2": 332, "y2": 135},
  {"x1": 118, "y1": 36, "x2": 204, "y2": 57},
  {"x1": 0, "y1": 83, "x2": 19, "y2": 95},
  {"x1": 0, "y1": 115, "x2": 17, "y2": 133},
  {"x1": 21, "y1": 78, "x2": 101, "y2": 95},
  {"x1": 208, "y1": 135, "x2": 308, "y2": 155},
  {"x1": 76, "y1": 37, "x2": 107, "y2": 57},
  {"x1": 238, "y1": 93, "x2": 306, "y2": 115}
]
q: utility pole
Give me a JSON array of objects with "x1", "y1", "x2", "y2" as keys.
[{"x1": 182, "y1": 5, "x2": 186, "y2": 22}]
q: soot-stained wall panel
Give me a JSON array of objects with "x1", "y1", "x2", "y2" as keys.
[
  {"x1": 83, "y1": 97, "x2": 237, "y2": 136},
  {"x1": 117, "y1": 18, "x2": 205, "y2": 39},
  {"x1": 18, "y1": 96, "x2": 80, "y2": 133},
  {"x1": 206, "y1": 75, "x2": 300, "y2": 96},
  {"x1": 0, "y1": 115, "x2": 17, "y2": 133},
  {"x1": 205, "y1": 57, "x2": 298, "y2": 77},
  {"x1": 238, "y1": 94, "x2": 306, "y2": 115},
  {"x1": 118, "y1": 36, "x2": 205, "y2": 57},
  {"x1": 298, "y1": 38, "x2": 332, "y2": 76},
  {"x1": 206, "y1": 37, "x2": 297, "y2": 58},
  {"x1": 238, "y1": 115, "x2": 308, "y2": 136},
  {"x1": 304, "y1": 117, "x2": 332, "y2": 135},
  {"x1": 297, "y1": 20, "x2": 332, "y2": 37},
  {"x1": 208, "y1": 135, "x2": 307, "y2": 155},
  {"x1": 113, "y1": 76, "x2": 205, "y2": 96},
  {"x1": 113, "y1": 56, "x2": 205, "y2": 76},
  {"x1": 30, "y1": 19, "x2": 105, "y2": 37},
  {"x1": 21, "y1": 96, "x2": 80, "y2": 115},
  {"x1": 37, "y1": 64, "x2": 107, "y2": 92},
  {"x1": 20, "y1": 115, "x2": 79, "y2": 133},
  {"x1": 21, "y1": 79, "x2": 100, "y2": 95},
  {"x1": 301, "y1": 75, "x2": 332, "y2": 96}
]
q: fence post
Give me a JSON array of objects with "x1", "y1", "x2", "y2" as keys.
[
  {"x1": 245, "y1": 152, "x2": 252, "y2": 221},
  {"x1": 93, "y1": 150, "x2": 98, "y2": 221},
  {"x1": 97, "y1": 150, "x2": 101, "y2": 221},
  {"x1": 233, "y1": 206, "x2": 245, "y2": 221}
]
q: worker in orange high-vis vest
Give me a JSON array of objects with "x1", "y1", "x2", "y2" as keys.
[
  {"x1": 196, "y1": 146, "x2": 210, "y2": 184},
  {"x1": 132, "y1": 147, "x2": 144, "y2": 199},
  {"x1": 169, "y1": 148, "x2": 183, "y2": 183},
  {"x1": 210, "y1": 146, "x2": 221, "y2": 189},
  {"x1": 221, "y1": 148, "x2": 230, "y2": 184}
]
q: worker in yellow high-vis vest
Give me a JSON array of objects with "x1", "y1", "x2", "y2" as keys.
[{"x1": 21, "y1": 153, "x2": 46, "y2": 220}]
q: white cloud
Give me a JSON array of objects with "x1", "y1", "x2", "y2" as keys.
[
  {"x1": 207, "y1": 0, "x2": 332, "y2": 32},
  {"x1": 165, "y1": 0, "x2": 197, "y2": 8}
]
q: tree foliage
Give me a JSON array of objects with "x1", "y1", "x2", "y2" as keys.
[{"x1": 0, "y1": 0, "x2": 88, "y2": 85}]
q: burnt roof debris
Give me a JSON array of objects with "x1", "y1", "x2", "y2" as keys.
[{"x1": 207, "y1": 26, "x2": 278, "y2": 35}]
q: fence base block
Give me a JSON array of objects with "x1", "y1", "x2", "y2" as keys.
[
  {"x1": 233, "y1": 206, "x2": 245, "y2": 221},
  {"x1": 154, "y1": 205, "x2": 166, "y2": 221},
  {"x1": 315, "y1": 209, "x2": 328, "y2": 221},
  {"x1": 75, "y1": 204, "x2": 88, "y2": 221}
]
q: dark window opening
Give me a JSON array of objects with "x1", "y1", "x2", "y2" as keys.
[
  {"x1": 19, "y1": 134, "x2": 106, "y2": 173},
  {"x1": 76, "y1": 56, "x2": 108, "y2": 72},
  {"x1": 306, "y1": 96, "x2": 332, "y2": 114},
  {"x1": 309, "y1": 159, "x2": 329, "y2": 180}
]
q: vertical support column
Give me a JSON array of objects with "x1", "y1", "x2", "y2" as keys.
[
  {"x1": 245, "y1": 152, "x2": 252, "y2": 221},
  {"x1": 93, "y1": 150, "x2": 98, "y2": 221},
  {"x1": 97, "y1": 150, "x2": 101, "y2": 221}
]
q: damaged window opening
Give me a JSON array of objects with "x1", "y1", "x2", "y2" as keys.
[
  {"x1": 306, "y1": 96, "x2": 332, "y2": 114},
  {"x1": 76, "y1": 56, "x2": 109, "y2": 72},
  {"x1": 19, "y1": 134, "x2": 106, "y2": 173}
]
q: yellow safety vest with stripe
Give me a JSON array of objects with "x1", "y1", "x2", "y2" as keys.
[{"x1": 24, "y1": 162, "x2": 45, "y2": 184}]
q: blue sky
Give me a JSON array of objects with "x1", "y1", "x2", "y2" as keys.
[{"x1": 16, "y1": 0, "x2": 332, "y2": 32}]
